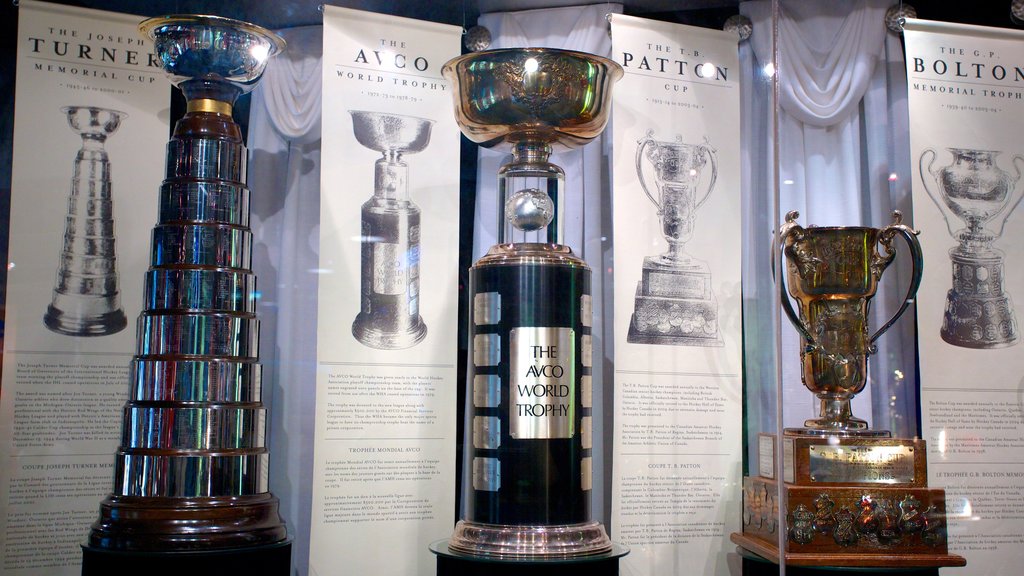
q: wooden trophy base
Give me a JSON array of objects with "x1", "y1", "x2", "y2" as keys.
[{"x1": 81, "y1": 539, "x2": 291, "y2": 575}]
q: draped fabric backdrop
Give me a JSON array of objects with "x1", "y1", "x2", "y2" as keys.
[
  {"x1": 739, "y1": 0, "x2": 917, "y2": 453},
  {"x1": 475, "y1": 3, "x2": 623, "y2": 525},
  {"x1": 247, "y1": 25, "x2": 322, "y2": 576}
]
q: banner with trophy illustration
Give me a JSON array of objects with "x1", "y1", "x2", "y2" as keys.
[
  {"x1": 0, "y1": 2, "x2": 165, "y2": 574},
  {"x1": 905, "y1": 19, "x2": 1024, "y2": 575},
  {"x1": 311, "y1": 7, "x2": 460, "y2": 575},
  {"x1": 609, "y1": 15, "x2": 742, "y2": 576}
]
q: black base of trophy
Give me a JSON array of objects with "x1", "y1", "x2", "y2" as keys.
[
  {"x1": 81, "y1": 540, "x2": 291, "y2": 575},
  {"x1": 431, "y1": 540, "x2": 628, "y2": 576},
  {"x1": 737, "y1": 547, "x2": 940, "y2": 576}
]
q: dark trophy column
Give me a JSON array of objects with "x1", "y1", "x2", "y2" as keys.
[{"x1": 82, "y1": 15, "x2": 289, "y2": 572}]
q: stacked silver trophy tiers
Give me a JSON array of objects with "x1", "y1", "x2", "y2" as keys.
[
  {"x1": 87, "y1": 15, "x2": 287, "y2": 553},
  {"x1": 44, "y1": 106, "x2": 128, "y2": 336}
]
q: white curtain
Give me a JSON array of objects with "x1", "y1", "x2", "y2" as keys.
[
  {"x1": 247, "y1": 25, "x2": 322, "y2": 576},
  {"x1": 740, "y1": 0, "x2": 917, "y2": 439},
  {"x1": 475, "y1": 3, "x2": 623, "y2": 525}
]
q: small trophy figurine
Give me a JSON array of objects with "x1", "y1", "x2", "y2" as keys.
[
  {"x1": 84, "y1": 15, "x2": 289, "y2": 569},
  {"x1": 349, "y1": 110, "x2": 433, "y2": 349},
  {"x1": 628, "y1": 131, "x2": 721, "y2": 346},
  {"x1": 44, "y1": 106, "x2": 127, "y2": 336},
  {"x1": 442, "y1": 48, "x2": 621, "y2": 557},
  {"x1": 920, "y1": 147, "x2": 1024, "y2": 348}
]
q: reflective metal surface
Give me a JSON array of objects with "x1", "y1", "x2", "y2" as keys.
[
  {"x1": 778, "y1": 211, "x2": 923, "y2": 435},
  {"x1": 88, "y1": 15, "x2": 286, "y2": 551},
  {"x1": 44, "y1": 106, "x2": 127, "y2": 336},
  {"x1": 449, "y1": 521, "x2": 612, "y2": 557},
  {"x1": 920, "y1": 147, "x2": 1024, "y2": 348},
  {"x1": 349, "y1": 111, "x2": 432, "y2": 349}
]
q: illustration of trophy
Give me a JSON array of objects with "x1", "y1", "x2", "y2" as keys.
[
  {"x1": 350, "y1": 110, "x2": 432, "y2": 349},
  {"x1": 628, "y1": 132, "x2": 721, "y2": 346},
  {"x1": 441, "y1": 48, "x2": 621, "y2": 557},
  {"x1": 44, "y1": 106, "x2": 127, "y2": 337},
  {"x1": 920, "y1": 148, "x2": 1024, "y2": 348},
  {"x1": 732, "y1": 212, "x2": 964, "y2": 569},
  {"x1": 84, "y1": 15, "x2": 289, "y2": 567}
]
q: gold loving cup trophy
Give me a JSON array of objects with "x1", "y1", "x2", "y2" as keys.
[{"x1": 732, "y1": 211, "x2": 965, "y2": 568}]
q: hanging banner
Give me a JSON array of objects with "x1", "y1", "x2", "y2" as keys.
[
  {"x1": 312, "y1": 7, "x2": 460, "y2": 575},
  {"x1": 609, "y1": 14, "x2": 742, "y2": 576},
  {"x1": 906, "y1": 18, "x2": 1024, "y2": 575},
  {"x1": 0, "y1": 1, "x2": 165, "y2": 574}
]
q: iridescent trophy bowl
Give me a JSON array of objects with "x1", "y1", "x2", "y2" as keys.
[
  {"x1": 920, "y1": 148, "x2": 1024, "y2": 348},
  {"x1": 442, "y1": 48, "x2": 621, "y2": 557},
  {"x1": 628, "y1": 132, "x2": 721, "y2": 346},
  {"x1": 45, "y1": 106, "x2": 128, "y2": 336},
  {"x1": 350, "y1": 110, "x2": 433, "y2": 349},
  {"x1": 85, "y1": 15, "x2": 288, "y2": 558},
  {"x1": 778, "y1": 211, "x2": 922, "y2": 436}
]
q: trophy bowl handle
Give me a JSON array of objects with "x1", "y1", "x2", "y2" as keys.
[
  {"x1": 695, "y1": 142, "x2": 718, "y2": 211},
  {"x1": 992, "y1": 154, "x2": 1024, "y2": 239},
  {"x1": 775, "y1": 211, "x2": 817, "y2": 344},
  {"x1": 869, "y1": 210, "x2": 924, "y2": 345},
  {"x1": 918, "y1": 148, "x2": 958, "y2": 237},
  {"x1": 635, "y1": 132, "x2": 661, "y2": 211}
]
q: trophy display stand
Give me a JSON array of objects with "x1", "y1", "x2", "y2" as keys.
[
  {"x1": 430, "y1": 540, "x2": 628, "y2": 576},
  {"x1": 731, "y1": 211, "x2": 964, "y2": 569},
  {"x1": 628, "y1": 132, "x2": 722, "y2": 346},
  {"x1": 44, "y1": 106, "x2": 127, "y2": 337},
  {"x1": 349, "y1": 110, "x2": 432, "y2": 349},
  {"x1": 82, "y1": 16, "x2": 290, "y2": 572},
  {"x1": 441, "y1": 48, "x2": 623, "y2": 558}
]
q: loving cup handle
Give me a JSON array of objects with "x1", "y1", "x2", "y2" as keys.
[
  {"x1": 694, "y1": 143, "x2": 718, "y2": 211},
  {"x1": 635, "y1": 132, "x2": 661, "y2": 211},
  {"x1": 869, "y1": 210, "x2": 923, "y2": 344},
  {"x1": 918, "y1": 148, "x2": 958, "y2": 237},
  {"x1": 775, "y1": 210, "x2": 817, "y2": 344}
]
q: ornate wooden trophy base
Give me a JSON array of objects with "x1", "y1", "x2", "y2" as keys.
[
  {"x1": 731, "y1": 434, "x2": 966, "y2": 568},
  {"x1": 82, "y1": 540, "x2": 291, "y2": 575}
]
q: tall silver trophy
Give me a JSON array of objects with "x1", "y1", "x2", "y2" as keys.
[
  {"x1": 628, "y1": 132, "x2": 721, "y2": 346},
  {"x1": 350, "y1": 110, "x2": 433, "y2": 349},
  {"x1": 920, "y1": 148, "x2": 1024, "y2": 348},
  {"x1": 442, "y1": 48, "x2": 621, "y2": 557},
  {"x1": 85, "y1": 15, "x2": 288, "y2": 559},
  {"x1": 44, "y1": 106, "x2": 127, "y2": 336}
]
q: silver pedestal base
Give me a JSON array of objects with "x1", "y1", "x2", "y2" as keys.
[
  {"x1": 449, "y1": 520, "x2": 612, "y2": 558},
  {"x1": 351, "y1": 313, "x2": 427, "y2": 350}
]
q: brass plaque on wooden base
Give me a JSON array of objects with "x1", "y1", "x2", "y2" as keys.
[
  {"x1": 758, "y1": 433, "x2": 927, "y2": 487},
  {"x1": 731, "y1": 477, "x2": 965, "y2": 568}
]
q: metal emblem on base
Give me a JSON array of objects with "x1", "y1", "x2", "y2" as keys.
[
  {"x1": 86, "y1": 15, "x2": 287, "y2": 552},
  {"x1": 442, "y1": 48, "x2": 622, "y2": 557},
  {"x1": 920, "y1": 148, "x2": 1024, "y2": 348},
  {"x1": 350, "y1": 110, "x2": 432, "y2": 349},
  {"x1": 628, "y1": 131, "x2": 721, "y2": 347},
  {"x1": 44, "y1": 106, "x2": 127, "y2": 336}
]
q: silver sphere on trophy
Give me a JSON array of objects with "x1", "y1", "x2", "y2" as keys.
[
  {"x1": 442, "y1": 47, "x2": 621, "y2": 557},
  {"x1": 628, "y1": 131, "x2": 721, "y2": 346},
  {"x1": 85, "y1": 15, "x2": 288, "y2": 558},
  {"x1": 350, "y1": 110, "x2": 433, "y2": 349},
  {"x1": 778, "y1": 211, "x2": 922, "y2": 435},
  {"x1": 44, "y1": 106, "x2": 127, "y2": 336},
  {"x1": 920, "y1": 147, "x2": 1024, "y2": 348}
]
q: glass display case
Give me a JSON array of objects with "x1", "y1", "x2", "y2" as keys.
[{"x1": 0, "y1": 1, "x2": 1022, "y2": 575}]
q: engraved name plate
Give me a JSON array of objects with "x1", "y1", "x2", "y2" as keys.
[
  {"x1": 808, "y1": 445, "x2": 916, "y2": 484},
  {"x1": 474, "y1": 291, "x2": 501, "y2": 325},
  {"x1": 473, "y1": 457, "x2": 500, "y2": 491},
  {"x1": 759, "y1": 435, "x2": 774, "y2": 479},
  {"x1": 509, "y1": 327, "x2": 575, "y2": 439}
]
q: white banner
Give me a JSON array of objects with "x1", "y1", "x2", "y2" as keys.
[
  {"x1": 311, "y1": 7, "x2": 460, "y2": 575},
  {"x1": 906, "y1": 18, "x2": 1024, "y2": 575},
  {"x1": 609, "y1": 14, "x2": 742, "y2": 576},
  {"x1": 0, "y1": 1, "x2": 166, "y2": 574}
]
